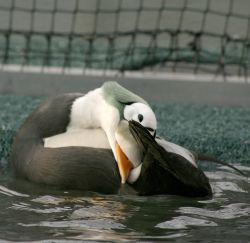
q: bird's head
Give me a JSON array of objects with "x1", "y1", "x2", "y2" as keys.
[{"x1": 100, "y1": 81, "x2": 157, "y2": 183}]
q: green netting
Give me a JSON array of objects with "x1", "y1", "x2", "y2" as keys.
[
  {"x1": 0, "y1": 34, "x2": 249, "y2": 70},
  {"x1": 1, "y1": 96, "x2": 249, "y2": 171},
  {"x1": 0, "y1": 0, "x2": 249, "y2": 75}
]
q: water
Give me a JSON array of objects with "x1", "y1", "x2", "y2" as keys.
[
  {"x1": 0, "y1": 96, "x2": 250, "y2": 241},
  {"x1": 0, "y1": 166, "x2": 249, "y2": 242}
]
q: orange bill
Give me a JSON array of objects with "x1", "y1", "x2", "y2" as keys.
[{"x1": 115, "y1": 142, "x2": 133, "y2": 184}]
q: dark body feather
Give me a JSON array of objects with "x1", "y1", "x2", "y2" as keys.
[
  {"x1": 129, "y1": 121, "x2": 212, "y2": 197},
  {"x1": 10, "y1": 94, "x2": 121, "y2": 194}
]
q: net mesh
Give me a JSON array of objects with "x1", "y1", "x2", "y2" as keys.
[{"x1": 0, "y1": 0, "x2": 249, "y2": 77}]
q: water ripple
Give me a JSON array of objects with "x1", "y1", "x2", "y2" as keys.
[
  {"x1": 32, "y1": 195, "x2": 68, "y2": 205},
  {"x1": 9, "y1": 202, "x2": 71, "y2": 214},
  {"x1": 156, "y1": 216, "x2": 217, "y2": 229},
  {"x1": 0, "y1": 185, "x2": 29, "y2": 197},
  {"x1": 178, "y1": 203, "x2": 250, "y2": 220},
  {"x1": 19, "y1": 218, "x2": 125, "y2": 230},
  {"x1": 214, "y1": 181, "x2": 248, "y2": 193}
]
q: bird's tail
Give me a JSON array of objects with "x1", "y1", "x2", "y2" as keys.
[{"x1": 195, "y1": 153, "x2": 246, "y2": 176}]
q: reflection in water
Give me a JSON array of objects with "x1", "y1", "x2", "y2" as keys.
[{"x1": 0, "y1": 168, "x2": 249, "y2": 242}]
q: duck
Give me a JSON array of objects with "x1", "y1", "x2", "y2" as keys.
[{"x1": 10, "y1": 81, "x2": 157, "y2": 194}]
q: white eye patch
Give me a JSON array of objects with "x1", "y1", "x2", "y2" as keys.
[{"x1": 123, "y1": 103, "x2": 157, "y2": 133}]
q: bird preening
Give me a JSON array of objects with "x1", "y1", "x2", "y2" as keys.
[{"x1": 10, "y1": 81, "x2": 243, "y2": 197}]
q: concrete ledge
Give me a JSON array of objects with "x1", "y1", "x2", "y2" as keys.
[{"x1": 0, "y1": 69, "x2": 250, "y2": 106}]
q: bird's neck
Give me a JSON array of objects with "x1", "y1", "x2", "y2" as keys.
[
  {"x1": 67, "y1": 88, "x2": 104, "y2": 130},
  {"x1": 67, "y1": 87, "x2": 120, "y2": 160}
]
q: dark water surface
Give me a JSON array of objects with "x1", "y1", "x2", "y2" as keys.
[{"x1": 0, "y1": 166, "x2": 249, "y2": 242}]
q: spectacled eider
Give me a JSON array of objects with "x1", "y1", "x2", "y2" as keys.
[{"x1": 10, "y1": 81, "x2": 157, "y2": 194}]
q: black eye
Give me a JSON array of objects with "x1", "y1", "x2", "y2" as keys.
[{"x1": 138, "y1": 114, "x2": 143, "y2": 122}]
